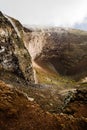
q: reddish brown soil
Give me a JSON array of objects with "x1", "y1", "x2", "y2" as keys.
[{"x1": 0, "y1": 81, "x2": 87, "y2": 130}]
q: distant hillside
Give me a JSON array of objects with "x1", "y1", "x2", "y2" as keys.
[{"x1": 24, "y1": 26, "x2": 87, "y2": 83}]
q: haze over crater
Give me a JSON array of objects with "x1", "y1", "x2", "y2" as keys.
[{"x1": 0, "y1": 0, "x2": 87, "y2": 30}]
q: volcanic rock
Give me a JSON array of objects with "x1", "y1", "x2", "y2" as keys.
[{"x1": 0, "y1": 11, "x2": 34, "y2": 84}]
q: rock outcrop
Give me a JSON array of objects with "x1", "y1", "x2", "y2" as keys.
[
  {"x1": 62, "y1": 88, "x2": 87, "y2": 116},
  {"x1": 0, "y1": 11, "x2": 34, "y2": 84},
  {"x1": 25, "y1": 27, "x2": 87, "y2": 80}
]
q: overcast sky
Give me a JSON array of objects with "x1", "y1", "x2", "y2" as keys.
[{"x1": 0, "y1": 0, "x2": 87, "y2": 28}]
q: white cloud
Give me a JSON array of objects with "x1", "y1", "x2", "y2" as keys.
[{"x1": 0, "y1": 0, "x2": 87, "y2": 26}]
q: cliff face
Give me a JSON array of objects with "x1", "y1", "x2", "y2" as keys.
[
  {"x1": 26, "y1": 27, "x2": 87, "y2": 80},
  {"x1": 0, "y1": 11, "x2": 34, "y2": 84}
]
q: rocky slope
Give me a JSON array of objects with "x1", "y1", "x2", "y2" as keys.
[
  {"x1": 0, "y1": 11, "x2": 34, "y2": 84},
  {"x1": 0, "y1": 80, "x2": 87, "y2": 130}
]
